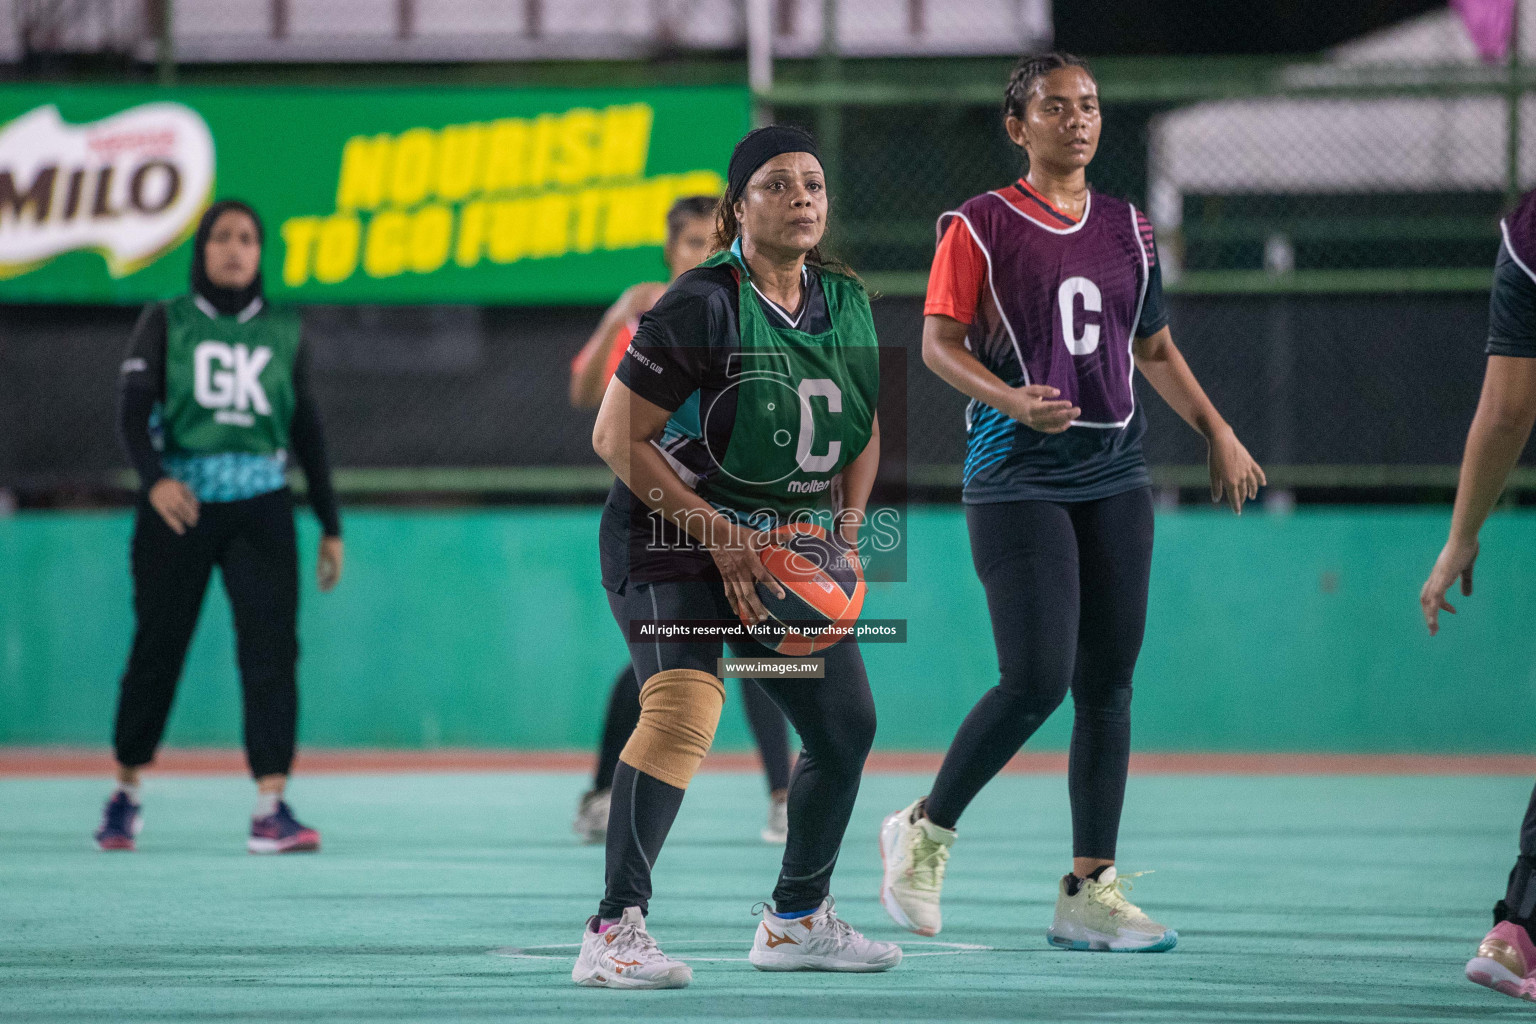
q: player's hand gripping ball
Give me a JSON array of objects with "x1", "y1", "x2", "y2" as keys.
[{"x1": 743, "y1": 522, "x2": 866, "y2": 656}]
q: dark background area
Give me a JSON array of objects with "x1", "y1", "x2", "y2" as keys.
[
  {"x1": 1, "y1": 1, "x2": 1503, "y2": 506},
  {"x1": 1055, "y1": 0, "x2": 1447, "y2": 56},
  {"x1": 0, "y1": 292, "x2": 1495, "y2": 500}
]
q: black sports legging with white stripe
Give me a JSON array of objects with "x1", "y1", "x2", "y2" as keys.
[
  {"x1": 601, "y1": 579, "x2": 875, "y2": 919},
  {"x1": 924, "y1": 486, "x2": 1154, "y2": 860}
]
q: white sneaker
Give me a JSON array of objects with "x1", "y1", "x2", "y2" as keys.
[
  {"x1": 1046, "y1": 867, "x2": 1178, "y2": 952},
  {"x1": 761, "y1": 793, "x2": 788, "y2": 844},
  {"x1": 748, "y1": 898, "x2": 902, "y2": 972},
  {"x1": 878, "y1": 798, "x2": 955, "y2": 936},
  {"x1": 572, "y1": 788, "x2": 610, "y2": 845},
  {"x1": 571, "y1": 907, "x2": 692, "y2": 989}
]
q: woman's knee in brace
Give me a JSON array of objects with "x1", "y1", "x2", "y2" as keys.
[{"x1": 618, "y1": 669, "x2": 726, "y2": 790}]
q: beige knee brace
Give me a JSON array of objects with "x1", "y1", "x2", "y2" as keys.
[{"x1": 618, "y1": 668, "x2": 726, "y2": 789}]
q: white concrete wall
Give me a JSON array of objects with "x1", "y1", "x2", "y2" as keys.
[{"x1": 1149, "y1": 0, "x2": 1536, "y2": 229}]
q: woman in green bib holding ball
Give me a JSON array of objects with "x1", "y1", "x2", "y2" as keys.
[
  {"x1": 95, "y1": 200, "x2": 342, "y2": 855},
  {"x1": 569, "y1": 126, "x2": 898, "y2": 988}
]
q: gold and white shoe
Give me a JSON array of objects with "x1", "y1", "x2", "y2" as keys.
[
  {"x1": 748, "y1": 898, "x2": 902, "y2": 972},
  {"x1": 571, "y1": 907, "x2": 692, "y2": 989},
  {"x1": 878, "y1": 798, "x2": 954, "y2": 936},
  {"x1": 1466, "y1": 920, "x2": 1536, "y2": 1000},
  {"x1": 1046, "y1": 867, "x2": 1177, "y2": 952}
]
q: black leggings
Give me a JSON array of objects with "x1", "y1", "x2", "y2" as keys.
[
  {"x1": 1502, "y1": 784, "x2": 1536, "y2": 923},
  {"x1": 600, "y1": 580, "x2": 876, "y2": 918},
  {"x1": 1523, "y1": 784, "x2": 1536, "y2": 862},
  {"x1": 112, "y1": 488, "x2": 300, "y2": 779},
  {"x1": 591, "y1": 665, "x2": 792, "y2": 794},
  {"x1": 925, "y1": 487, "x2": 1154, "y2": 860}
]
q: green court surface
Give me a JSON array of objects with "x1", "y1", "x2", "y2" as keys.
[{"x1": 1, "y1": 771, "x2": 1529, "y2": 1023}]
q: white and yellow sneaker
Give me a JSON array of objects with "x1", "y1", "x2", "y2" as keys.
[
  {"x1": 571, "y1": 907, "x2": 692, "y2": 989},
  {"x1": 1046, "y1": 867, "x2": 1177, "y2": 952},
  {"x1": 571, "y1": 788, "x2": 610, "y2": 845},
  {"x1": 748, "y1": 898, "x2": 902, "y2": 972},
  {"x1": 761, "y1": 793, "x2": 788, "y2": 844},
  {"x1": 878, "y1": 798, "x2": 955, "y2": 936}
]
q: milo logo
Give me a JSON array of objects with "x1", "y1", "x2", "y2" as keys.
[{"x1": 0, "y1": 102, "x2": 213, "y2": 278}]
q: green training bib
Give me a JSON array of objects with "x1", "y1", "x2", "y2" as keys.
[
  {"x1": 695, "y1": 248, "x2": 879, "y2": 521},
  {"x1": 161, "y1": 295, "x2": 299, "y2": 457}
]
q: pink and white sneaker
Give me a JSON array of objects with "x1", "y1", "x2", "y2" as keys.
[
  {"x1": 248, "y1": 801, "x2": 321, "y2": 854},
  {"x1": 1466, "y1": 920, "x2": 1536, "y2": 1001}
]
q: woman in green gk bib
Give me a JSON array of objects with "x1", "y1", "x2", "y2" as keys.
[
  {"x1": 568, "y1": 126, "x2": 899, "y2": 988},
  {"x1": 94, "y1": 200, "x2": 342, "y2": 855}
]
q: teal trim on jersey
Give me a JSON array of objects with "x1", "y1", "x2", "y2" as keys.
[
  {"x1": 962, "y1": 401, "x2": 1017, "y2": 488},
  {"x1": 667, "y1": 391, "x2": 702, "y2": 438},
  {"x1": 161, "y1": 452, "x2": 288, "y2": 503}
]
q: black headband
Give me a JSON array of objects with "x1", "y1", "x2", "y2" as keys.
[{"x1": 727, "y1": 125, "x2": 821, "y2": 203}]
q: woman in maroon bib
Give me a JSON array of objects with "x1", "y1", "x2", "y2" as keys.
[{"x1": 878, "y1": 53, "x2": 1265, "y2": 951}]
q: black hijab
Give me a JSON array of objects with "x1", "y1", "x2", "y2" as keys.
[{"x1": 190, "y1": 199, "x2": 264, "y2": 316}]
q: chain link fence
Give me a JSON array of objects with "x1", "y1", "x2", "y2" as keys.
[
  {"x1": 3, "y1": 0, "x2": 1049, "y2": 64},
  {"x1": 5, "y1": 1, "x2": 1535, "y2": 500},
  {"x1": 752, "y1": 4, "x2": 1536, "y2": 495},
  {"x1": 804, "y1": 88, "x2": 1520, "y2": 283},
  {"x1": 1148, "y1": 91, "x2": 1525, "y2": 280},
  {"x1": 746, "y1": 2, "x2": 1536, "y2": 291}
]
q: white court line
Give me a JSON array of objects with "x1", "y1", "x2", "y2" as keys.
[{"x1": 490, "y1": 939, "x2": 994, "y2": 963}]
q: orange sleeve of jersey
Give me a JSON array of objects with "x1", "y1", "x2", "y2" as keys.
[
  {"x1": 603, "y1": 322, "x2": 636, "y2": 383},
  {"x1": 924, "y1": 218, "x2": 986, "y2": 326},
  {"x1": 571, "y1": 321, "x2": 637, "y2": 382}
]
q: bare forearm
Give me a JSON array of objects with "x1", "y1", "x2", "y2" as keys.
[
  {"x1": 922, "y1": 317, "x2": 1015, "y2": 409},
  {"x1": 837, "y1": 417, "x2": 880, "y2": 539},
  {"x1": 570, "y1": 362, "x2": 610, "y2": 409},
  {"x1": 570, "y1": 328, "x2": 624, "y2": 409},
  {"x1": 1448, "y1": 357, "x2": 1536, "y2": 543},
  {"x1": 607, "y1": 437, "x2": 728, "y2": 546},
  {"x1": 1450, "y1": 409, "x2": 1533, "y2": 543},
  {"x1": 593, "y1": 380, "x2": 728, "y2": 542},
  {"x1": 571, "y1": 293, "x2": 638, "y2": 409},
  {"x1": 1134, "y1": 331, "x2": 1226, "y2": 439}
]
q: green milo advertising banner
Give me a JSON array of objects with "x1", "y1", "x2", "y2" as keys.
[{"x1": 0, "y1": 85, "x2": 748, "y2": 305}]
